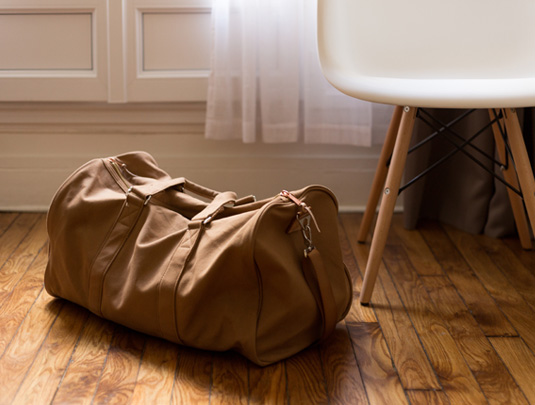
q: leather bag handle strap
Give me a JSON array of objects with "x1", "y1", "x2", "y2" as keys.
[
  {"x1": 136, "y1": 177, "x2": 187, "y2": 198},
  {"x1": 136, "y1": 177, "x2": 239, "y2": 223},
  {"x1": 191, "y1": 191, "x2": 238, "y2": 223},
  {"x1": 139, "y1": 177, "x2": 225, "y2": 200},
  {"x1": 302, "y1": 248, "x2": 338, "y2": 342}
]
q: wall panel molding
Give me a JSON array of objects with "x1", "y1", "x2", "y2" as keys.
[
  {"x1": 0, "y1": 0, "x2": 108, "y2": 101},
  {"x1": 0, "y1": 0, "x2": 212, "y2": 102}
]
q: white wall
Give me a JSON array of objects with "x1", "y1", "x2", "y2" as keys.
[
  {"x1": 0, "y1": 0, "x2": 396, "y2": 213},
  {"x1": 0, "y1": 102, "x2": 388, "y2": 212}
]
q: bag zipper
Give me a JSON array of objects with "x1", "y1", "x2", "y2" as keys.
[{"x1": 108, "y1": 158, "x2": 132, "y2": 193}]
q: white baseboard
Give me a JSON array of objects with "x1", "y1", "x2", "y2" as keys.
[{"x1": 0, "y1": 102, "x2": 403, "y2": 212}]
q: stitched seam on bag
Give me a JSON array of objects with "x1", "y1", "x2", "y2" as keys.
[
  {"x1": 341, "y1": 264, "x2": 353, "y2": 321},
  {"x1": 87, "y1": 198, "x2": 127, "y2": 312},
  {"x1": 172, "y1": 226, "x2": 204, "y2": 345},
  {"x1": 157, "y1": 226, "x2": 199, "y2": 343},
  {"x1": 157, "y1": 240, "x2": 183, "y2": 341},
  {"x1": 85, "y1": 159, "x2": 130, "y2": 315},
  {"x1": 250, "y1": 200, "x2": 286, "y2": 364},
  {"x1": 96, "y1": 201, "x2": 146, "y2": 316}
]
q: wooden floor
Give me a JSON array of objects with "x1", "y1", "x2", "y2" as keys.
[{"x1": 1, "y1": 212, "x2": 535, "y2": 404}]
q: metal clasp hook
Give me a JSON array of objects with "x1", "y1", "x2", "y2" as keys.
[{"x1": 298, "y1": 214, "x2": 315, "y2": 257}]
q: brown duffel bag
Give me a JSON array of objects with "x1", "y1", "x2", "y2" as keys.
[{"x1": 45, "y1": 151, "x2": 352, "y2": 366}]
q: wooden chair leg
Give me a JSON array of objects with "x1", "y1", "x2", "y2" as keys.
[
  {"x1": 502, "y1": 108, "x2": 535, "y2": 241},
  {"x1": 489, "y1": 109, "x2": 533, "y2": 249},
  {"x1": 360, "y1": 106, "x2": 417, "y2": 304},
  {"x1": 357, "y1": 105, "x2": 404, "y2": 243}
]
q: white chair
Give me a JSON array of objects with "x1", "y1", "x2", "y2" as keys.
[{"x1": 317, "y1": 0, "x2": 535, "y2": 304}]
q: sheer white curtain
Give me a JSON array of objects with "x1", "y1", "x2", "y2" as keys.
[{"x1": 205, "y1": 0, "x2": 392, "y2": 145}]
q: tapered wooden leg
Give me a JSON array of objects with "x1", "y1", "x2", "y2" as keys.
[
  {"x1": 488, "y1": 109, "x2": 532, "y2": 249},
  {"x1": 502, "y1": 108, "x2": 535, "y2": 241},
  {"x1": 360, "y1": 106, "x2": 417, "y2": 304},
  {"x1": 357, "y1": 106, "x2": 404, "y2": 243}
]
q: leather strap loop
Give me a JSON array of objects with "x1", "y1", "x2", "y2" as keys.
[
  {"x1": 302, "y1": 248, "x2": 337, "y2": 342},
  {"x1": 191, "y1": 191, "x2": 238, "y2": 223}
]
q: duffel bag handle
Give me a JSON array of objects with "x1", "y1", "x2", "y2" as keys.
[
  {"x1": 302, "y1": 248, "x2": 338, "y2": 342},
  {"x1": 139, "y1": 177, "x2": 238, "y2": 224},
  {"x1": 139, "y1": 177, "x2": 220, "y2": 199}
]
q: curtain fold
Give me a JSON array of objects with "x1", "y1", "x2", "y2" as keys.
[
  {"x1": 205, "y1": 0, "x2": 391, "y2": 146},
  {"x1": 403, "y1": 108, "x2": 535, "y2": 238}
]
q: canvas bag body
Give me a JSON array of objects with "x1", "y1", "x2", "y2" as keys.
[{"x1": 45, "y1": 151, "x2": 352, "y2": 366}]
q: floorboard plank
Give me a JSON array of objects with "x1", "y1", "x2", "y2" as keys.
[
  {"x1": 0, "y1": 289, "x2": 63, "y2": 403},
  {"x1": 51, "y1": 313, "x2": 115, "y2": 405},
  {"x1": 129, "y1": 337, "x2": 179, "y2": 405},
  {"x1": 422, "y1": 275, "x2": 528, "y2": 404},
  {"x1": 91, "y1": 326, "x2": 146, "y2": 404},
  {"x1": 445, "y1": 225, "x2": 535, "y2": 354},
  {"x1": 489, "y1": 337, "x2": 535, "y2": 404},
  {"x1": 0, "y1": 212, "x2": 18, "y2": 237},
  {"x1": 171, "y1": 347, "x2": 212, "y2": 405},
  {"x1": 11, "y1": 301, "x2": 89, "y2": 404},
  {"x1": 391, "y1": 216, "x2": 444, "y2": 276},
  {"x1": 347, "y1": 322, "x2": 408, "y2": 405},
  {"x1": 419, "y1": 221, "x2": 517, "y2": 336},
  {"x1": 382, "y1": 246, "x2": 488, "y2": 404},
  {"x1": 503, "y1": 237, "x2": 535, "y2": 276},
  {"x1": 0, "y1": 213, "x2": 40, "y2": 272},
  {"x1": 286, "y1": 347, "x2": 329, "y2": 404},
  {"x1": 210, "y1": 352, "x2": 249, "y2": 405},
  {"x1": 477, "y1": 235, "x2": 535, "y2": 313},
  {"x1": 343, "y1": 215, "x2": 441, "y2": 390},
  {"x1": 249, "y1": 358, "x2": 286, "y2": 404},
  {"x1": 319, "y1": 323, "x2": 368, "y2": 404},
  {"x1": 0, "y1": 247, "x2": 48, "y2": 355},
  {"x1": 407, "y1": 390, "x2": 449, "y2": 405},
  {"x1": 0, "y1": 215, "x2": 47, "y2": 308}
]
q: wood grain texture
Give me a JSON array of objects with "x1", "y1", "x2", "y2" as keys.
[
  {"x1": 419, "y1": 221, "x2": 517, "y2": 336},
  {"x1": 171, "y1": 347, "x2": 212, "y2": 405},
  {"x1": 407, "y1": 390, "x2": 449, "y2": 405},
  {"x1": 0, "y1": 290, "x2": 63, "y2": 402},
  {"x1": 0, "y1": 213, "x2": 18, "y2": 235},
  {"x1": 342, "y1": 214, "x2": 441, "y2": 390},
  {"x1": 490, "y1": 337, "x2": 535, "y2": 404},
  {"x1": 128, "y1": 337, "x2": 179, "y2": 404},
  {"x1": 286, "y1": 347, "x2": 328, "y2": 404},
  {"x1": 0, "y1": 213, "x2": 534, "y2": 404},
  {"x1": 347, "y1": 322, "x2": 408, "y2": 405},
  {"x1": 0, "y1": 214, "x2": 47, "y2": 308},
  {"x1": 10, "y1": 302, "x2": 89, "y2": 404},
  {"x1": 477, "y1": 235, "x2": 535, "y2": 313},
  {"x1": 91, "y1": 326, "x2": 146, "y2": 404},
  {"x1": 391, "y1": 216, "x2": 444, "y2": 276},
  {"x1": 52, "y1": 313, "x2": 115, "y2": 405},
  {"x1": 249, "y1": 359, "x2": 286, "y2": 404},
  {"x1": 211, "y1": 352, "x2": 249, "y2": 405},
  {"x1": 445, "y1": 225, "x2": 535, "y2": 354},
  {"x1": 0, "y1": 213, "x2": 41, "y2": 272},
  {"x1": 319, "y1": 323, "x2": 367, "y2": 404},
  {"x1": 382, "y1": 246, "x2": 488, "y2": 404},
  {"x1": 503, "y1": 237, "x2": 535, "y2": 273},
  {"x1": 0, "y1": 247, "x2": 48, "y2": 355},
  {"x1": 422, "y1": 275, "x2": 528, "y2": 404}
]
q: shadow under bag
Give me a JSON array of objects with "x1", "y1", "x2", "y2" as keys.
[{"x1": 44, "y1": 151, "x2": 352, "y2": 366}]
